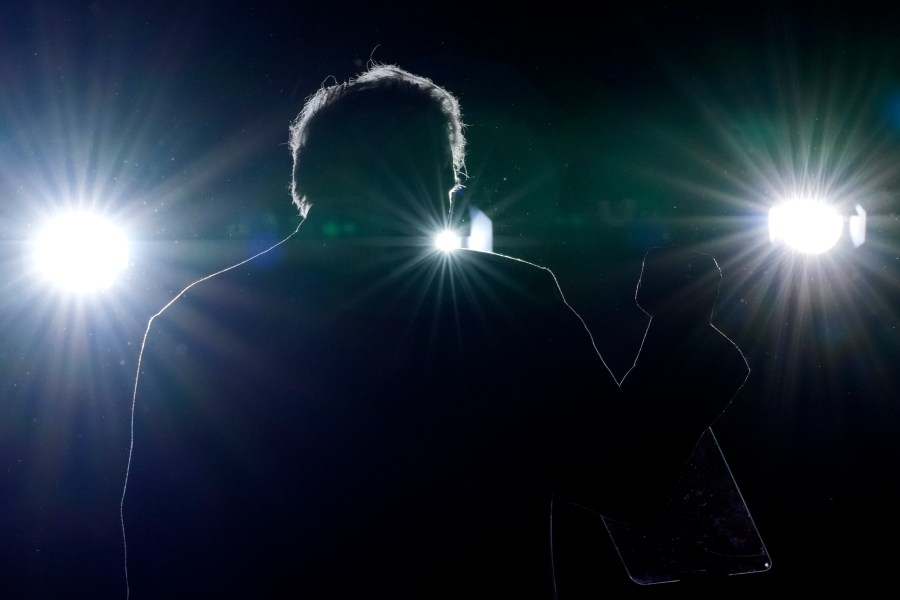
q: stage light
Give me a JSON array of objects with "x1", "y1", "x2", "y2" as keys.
[
  {"x1": 435, "y1": 229, "x2": 461, "y2": 252},
  {"x1": 434, "y1": 206, "x2": 493, "y2": 254},
  {"x1": 34, "y1": 212, "x2": 129, "y2": 293},
  {"x1": 768, "y1": 199, "x2": 865, "y2": 254}
]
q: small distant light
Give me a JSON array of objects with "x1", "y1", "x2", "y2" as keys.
[
  {"x1": 34, "y1": 212, "x2": 129, "y2": 292},
  {"x1": 769, "y1": 199, "x2": 844, "y2": 254},
  {"x1": 435, "y1": 229, "x2": 461, "y2": 252}
]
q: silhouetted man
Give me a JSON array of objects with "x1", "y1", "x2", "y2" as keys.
[{"x1": 126, "y1": 64, "x2": 743, "y2": 599}]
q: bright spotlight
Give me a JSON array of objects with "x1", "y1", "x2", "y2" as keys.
[
  {"x1": 768, "y1": 199, "x2": 846, "y2": 254},
  {"x1": 34, "y1": 212, "x2": 129, "y2": 292},
  {"x1": 435, "y1": 229, "x2": 461, "y2": 252},
  {"x1": 434, "y1": 206, "x2": 493, "y2": 253}
]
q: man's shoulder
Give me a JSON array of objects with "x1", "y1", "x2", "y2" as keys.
[
  {"x1": 455, "y1": 249, "x2": 548, "y2": 272},
  {"x1": 451, "y1": 250, "x2": 563, "y2": 297},
  {"x1": 449, "y1": 250, "x2": 564, "y2": 307},
  {"x1": 142, "y1": 260, "x2": 299, "y2": 359}
]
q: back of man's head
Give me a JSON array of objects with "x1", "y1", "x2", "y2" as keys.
[{"x1": 289, "y1": 64, "x2": 467, "y2": 238}]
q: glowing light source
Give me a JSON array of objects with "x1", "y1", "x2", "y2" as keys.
[
  {"x1": 34, "y1": 212, "x2": 129, "y2": 292},
  {"x1": 435, "y1": 229, "x2": 461, "y2": 252},
  {"x1": 436, "y1": 206, "x2": 493, "y2": 254},
  {"x1": 768, "y1": 199, "x2": 845, "y2": 254}
]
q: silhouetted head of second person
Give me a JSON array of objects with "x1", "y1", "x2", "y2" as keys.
[
  {"x1": 289, "y1": 64, "x2": 467, "y2": 246},
  {"x1": 636, "y1": 247, "x2": 723, "y2": 326}
]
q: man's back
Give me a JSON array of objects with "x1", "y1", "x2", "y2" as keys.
[
  {"x1": 124, "y1": 64, "x2": 746, "y2": 599},
  {"x1": 127, "y1": 243, "x2": 622, "y2": 598}
]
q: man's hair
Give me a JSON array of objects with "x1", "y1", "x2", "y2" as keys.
[{"x1": 289, "y1": 63, "x2": 467, "y2": 217}]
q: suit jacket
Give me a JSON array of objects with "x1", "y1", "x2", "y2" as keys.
[{"x1": 126, "y1": 240, "x2": 736, "y2": 598}]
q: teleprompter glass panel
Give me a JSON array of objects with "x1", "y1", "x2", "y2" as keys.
[{"x1": 602, "y1": 428, "x2": 771, "y2": 584}]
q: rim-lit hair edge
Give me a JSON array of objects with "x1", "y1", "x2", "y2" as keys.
[{"x1": 288, "y1": 62, "x2": 468, "y2": 218}]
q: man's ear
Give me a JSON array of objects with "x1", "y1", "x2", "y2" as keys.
[{"x1": 448, "y1": 184, "x2": 467, "y2": 220}]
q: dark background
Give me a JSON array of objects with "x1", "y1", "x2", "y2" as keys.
[{"x1": 2, "y1": 1, "x2": 900, "y2": 597}]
